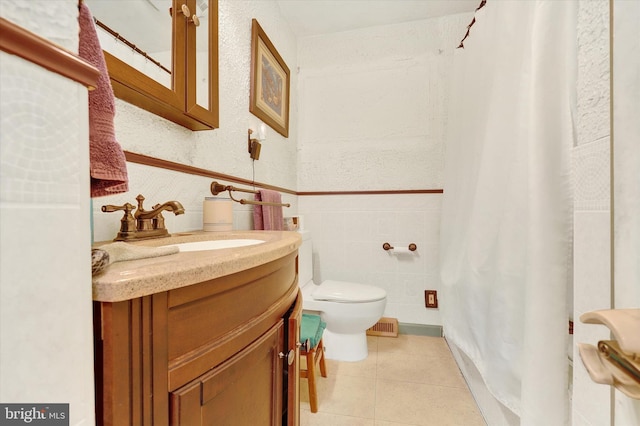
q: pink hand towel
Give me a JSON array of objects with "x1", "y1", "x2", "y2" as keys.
[
  {"x1": 78, "y1": 3, "x2": 129, "y2": 197},
  {"x1": 253, "y1": 190, "x2": 284, "y2": 231}
]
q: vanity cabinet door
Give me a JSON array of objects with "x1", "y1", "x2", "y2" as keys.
[
  {"x1": 93, "y1": 293, "x2": 169, "y2": 426},
  {"x1": 170, "y1": 321, "x2": 284, "y2": 425}
]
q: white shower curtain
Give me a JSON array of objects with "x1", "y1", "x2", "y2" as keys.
[{"x1": 440, "y1": 1, "x2": 576, "y2": 424}]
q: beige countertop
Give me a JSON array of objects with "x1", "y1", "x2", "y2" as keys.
[{"x1": 92, "y1": 230, "x2": 301, "y2": 302}]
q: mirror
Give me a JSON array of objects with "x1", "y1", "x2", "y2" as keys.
[
  {"x1": 87, "y1": 0, "x2": 173, "y2": 88},
  {"x1": 85, "y1": 0, "x2": 218, "y2": 131}
]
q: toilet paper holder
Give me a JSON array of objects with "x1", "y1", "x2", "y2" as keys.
[{"x1": 383, "y1": 242, "x2": 417, "y2": 252}]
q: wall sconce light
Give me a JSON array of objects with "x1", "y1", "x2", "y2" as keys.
[{"x1": 248, "y1": 124, "x2": 267, "y2": 160}]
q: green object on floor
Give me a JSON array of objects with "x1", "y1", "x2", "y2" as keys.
[{"x1": 300, "y1": 313, "x2": 326, "y2": 349}]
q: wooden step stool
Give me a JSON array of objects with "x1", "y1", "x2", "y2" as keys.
[{"x1": 300, "y1": 313, "x2": 327, "y2": 413}]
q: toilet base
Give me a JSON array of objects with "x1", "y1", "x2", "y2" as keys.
[{"x1": 321, "y1": 329, "x2": 369, "y2": 362}]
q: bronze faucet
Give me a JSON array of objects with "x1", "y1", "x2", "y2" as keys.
[{"x1": 102, "y1": 194, "x2": 185, "y2": 241}]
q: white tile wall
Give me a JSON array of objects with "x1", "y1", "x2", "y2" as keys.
[
  {"x1": 573, "y1": 212, "x2": 612, "y2": 426},
  {"x1": 572, "y1": 1, "x2": 613, "y2": 424},
  {"x1": 612, "y1": 0, "x2": 640, "y2": 311},
  {"x1": 295, "y1": 13, "x2": 472, "y2": 328},
  {"x1": 0, "y1": 49, "x2": 95, "y2": 425},
  {"x1": 612, "y1": 0, "x2": 640, "y2": 422},
  {"x1": 92, "y1": 162, "x2": 299, "y2": 243},
  {"x1": 299, "y1": 193, "x2": 442, "y2": 325},
  {"x1": 573, "y1": 138, "x2": 611, "y2": 211}
]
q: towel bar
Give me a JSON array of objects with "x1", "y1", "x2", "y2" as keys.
[{"x1": 210, "y1": 181, "x2": 290, "y2": 208}]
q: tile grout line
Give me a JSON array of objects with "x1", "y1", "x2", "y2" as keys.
[{"x1": 302, "y1": 335, "x2": 482, "y2": 425}]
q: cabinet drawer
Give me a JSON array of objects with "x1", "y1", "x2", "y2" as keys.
[{"x1": 167, "y1": 252, "x2": 297, "y2": 389}]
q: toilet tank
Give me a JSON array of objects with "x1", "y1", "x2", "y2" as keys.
[{"x1": 297, "y1": 230, "x2": 313, "y2": 286}]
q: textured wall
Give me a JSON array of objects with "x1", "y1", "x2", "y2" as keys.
[
  {"x1": 297, "y1": 16, "x2": 468, "y2": 192},
  {"x1": 0, "y1": 0, "x2": 79, "y2": 51},
  {"x1": 297, "y1": 13, "x2": 472, "y2": 326},
  {"x1": 93, "y1": 0, "x2": 299, "y2": 240},
  {"x1": 0, "y1": 1, "x2": 96, "y2": 423}
]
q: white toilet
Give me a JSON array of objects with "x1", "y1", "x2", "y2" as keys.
[{"x1": 298, "y1": 230, "x2": 387, "y2": 361}]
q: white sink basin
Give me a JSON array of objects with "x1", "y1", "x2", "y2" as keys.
[{"x1": 165, "y1": 239, "x2": 265, "y2": 252}]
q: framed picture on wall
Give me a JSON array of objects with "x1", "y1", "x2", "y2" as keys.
[{"x1": 250, "y1": 19, "x2": 290, "y2": 137}]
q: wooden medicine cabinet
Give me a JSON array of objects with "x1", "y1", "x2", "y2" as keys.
[{"x1": 88, "y1": 0, "x2": 219, "y2": 130}]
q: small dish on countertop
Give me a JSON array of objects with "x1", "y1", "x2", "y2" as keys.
[{"x1": 92, "y1": 248, "x2": 110, "y2": 276}]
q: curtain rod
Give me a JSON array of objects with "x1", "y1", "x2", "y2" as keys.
[
  {"x1": 92, "y1": 17, "x2": 171, "y2": 74},
  {"x1": 458, "y1": 0, "x2": 487, "y2": 49}
]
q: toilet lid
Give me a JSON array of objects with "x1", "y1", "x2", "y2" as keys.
[{"x1": 311, "y1": 280, "x2": 386, "y2": 303}]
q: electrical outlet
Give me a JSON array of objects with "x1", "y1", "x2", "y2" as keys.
[{"x1": 425, "y1": 290, "x2": 438, "y2": 308}]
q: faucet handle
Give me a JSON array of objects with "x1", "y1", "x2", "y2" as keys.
[
  {"x1": 152, "y1": 203, "x2": 166, "y2": 229},
  {"x1": 101, "y1": 203, "x2": 137, "y2": 240},
  {"x1": 101, "y1": 202, "x2": 135, "y2": 214}
]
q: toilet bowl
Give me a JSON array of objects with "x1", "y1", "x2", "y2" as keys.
[{"x1": 298, "y1": 231, "x2": 387, "y2": 362}]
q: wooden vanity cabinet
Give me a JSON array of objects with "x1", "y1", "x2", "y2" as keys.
[{"x1": 94, "y1": 251, "x2": 300, "y2": 425}]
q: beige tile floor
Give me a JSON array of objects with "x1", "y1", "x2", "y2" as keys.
[{"x1": 300, "y1": 334, "x2": 486, "y2": 426}]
